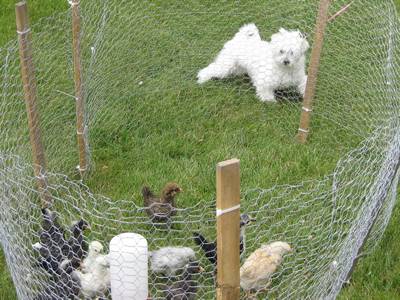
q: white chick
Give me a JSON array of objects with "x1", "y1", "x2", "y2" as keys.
[
  {"x1": 149, "y1": 246, "x2": 196, "y2": 275},
  {"x1": 72, "y1": 253, "x2": 110, "y2": 299},
  {"x1": 81, "y1": 241, "x2": 103, "y2": 273},
  {"x1": 240, "y1": 241, "x2": 292, "y2": 295}
]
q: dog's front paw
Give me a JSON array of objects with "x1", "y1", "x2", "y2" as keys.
[
  {"x1": 197, "y1": 69, "x2": 210, "y2": 84},
  {"x1": 257, "y1": 89, "x2": 277, "y2": 103}
]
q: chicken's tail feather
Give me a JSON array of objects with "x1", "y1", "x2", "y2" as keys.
[
  {"x1": 142, "y1": 186, "x2": 154, "y2": 199},
  {"x1": 193, "y1": 232, "x2": 209, "y2": 246}
]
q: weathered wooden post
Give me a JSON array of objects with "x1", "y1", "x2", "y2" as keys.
[
  {"x1": 296, "y1": 0, "x2": 331, "y2": 143},
  {"x1": 16, "y1": 1, "x2": 51, "y2": 207},
  {"x1": 71, "y1": 0, "x2": 88, "y2": 176},
  {"x1": 216, "y1": 158, "x2": 241, "y2": 300}
]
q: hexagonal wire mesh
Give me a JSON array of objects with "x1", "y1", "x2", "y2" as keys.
[{"x1": 1, "y1": 0, "x2": 400, "y2": 299}]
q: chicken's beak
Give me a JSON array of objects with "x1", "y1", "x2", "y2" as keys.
[{"x1": 199, "y1": 266, "x2": 205, "y2": 273}]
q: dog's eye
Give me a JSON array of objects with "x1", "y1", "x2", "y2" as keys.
[{"x1": 280, "y1": 49, "x2": 284, "y2": 54}]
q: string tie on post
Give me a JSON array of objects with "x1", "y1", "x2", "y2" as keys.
[
  {"x1": 216, "y1": 204, "x2": 240, "y2": 217},
  {"x1": 298, "y1": 128, "x2": 309, "y2": 133},
  {"x1": 68, "y1": 0, "x2": 80, "y2": 7},
  {"x1": 17, "y1": 28, "x2": 30, "y2": 35}
]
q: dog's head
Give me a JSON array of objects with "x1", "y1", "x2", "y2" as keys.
[{"x1": 270, "y1": 28, "x2": 309, "y2": 67}]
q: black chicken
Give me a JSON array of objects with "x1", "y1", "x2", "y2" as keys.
[
  {"x1": 193, "y1": 214, "x2": 255, "y2": 266},
  {"x1": 33, "y1": 208, "x2": 90, "y2": 299},
  {"x1": 163, "y1": 261, "x2": 204, "y2": 300}
]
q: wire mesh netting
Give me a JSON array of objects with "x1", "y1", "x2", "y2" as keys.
[{"x1": 1, "y1": 0, "x2": 400, "y2": 299}]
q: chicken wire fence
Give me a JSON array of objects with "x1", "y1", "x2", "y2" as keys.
[{"x1": 0, "y1": 0, "x2": 400, "y2": 299}]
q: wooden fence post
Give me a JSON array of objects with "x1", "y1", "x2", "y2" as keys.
[
  {"x1": 296, "y1": 0, "x2": 331, "y2": 144},
  {"x1": 216, "y1": 158, "x2": 241, "y2": 300},
  {"x1": 71, "y1": 0, "x2": 88, "y2": 176},
  {"x1": 16, "y1": 1, "x2": 51, "y2": 207}
]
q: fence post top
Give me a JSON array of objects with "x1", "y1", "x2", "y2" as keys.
[
  {"x1": 15, "y1": 1, "x2": 27, "y2": 8},
  {"x1": 217, "y1": 158, "x2": 240, "y2": 169},
  {"x1": 15, "y1": 2, "x2": 29, "y2": 33}
]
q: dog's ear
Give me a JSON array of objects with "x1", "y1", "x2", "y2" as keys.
[
  {"x1": 271, "y1": 29, "x2": 285, "y2": 43},
  {"x1": 298, "y1": 31, "x2": 308, "y2": 39},
  {"x1": 270, "y1": 32, "x2": 280, "y2": 43},
  {"x1": 301, "y1": 38, "x2": 310, "y2": 53}
]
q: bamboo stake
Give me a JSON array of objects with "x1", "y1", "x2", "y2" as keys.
[
  {"x1": 71, "y1": 0, "x2": 88, "y2": 176},
  {"x1": 296, "y1": 0, "x2": 331, "y2": 144},
  {"x1": 16, "y1": 1, "x2": 51, "y2": 207},
  {"x1": 216, "y1": 158, "x2": 241, "y2": 300}
]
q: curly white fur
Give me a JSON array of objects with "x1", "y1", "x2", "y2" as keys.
[{"x1": 197, "y1": 24, "x2": 309, "y2": 102}]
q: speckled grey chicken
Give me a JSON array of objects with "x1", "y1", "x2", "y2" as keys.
[
  {"x1": 162, "y1": 261, "x2": 204, "y2": 300},
  {"x1": 142, "y1": 182, "x2": 182, "y2": 224}
]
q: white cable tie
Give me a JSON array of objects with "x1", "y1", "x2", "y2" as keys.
[
  {"x1": 77, "y1": 130, "x2": 84, "y2": 135},
  {"x1": 298, "y1": 128, "x2": 309, "y2": 133},
  {"x1": 302, "y1": 106, "x2": 313, "y2": 112},
  {"x1": 17, "y1": 28, "x2": 31, "y2": 35},
  {"x1": 35, "y1": 174, "x2": 46, "y2": 180},
  {"x1": 76, "y1": 165, "x2": 86, "y2": 172},
  {"x1": 68, "y1": 0, "x2": 80, "y2": 6},
  {"x1": 216, "y1": 204, "x2": 240, "y2": 217}
]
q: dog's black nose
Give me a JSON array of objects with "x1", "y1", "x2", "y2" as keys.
[{"x1": 283, "y1": 60, "x2": 290, "y2": 65}]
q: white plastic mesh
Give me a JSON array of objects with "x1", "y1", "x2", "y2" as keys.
[{"x1": 1, "y1": 0, "x2": 400, "y2": 299}]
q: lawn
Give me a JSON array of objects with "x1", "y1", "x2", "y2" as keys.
[{"x1": 0, "y1": 0, "x2": 400, "y2": 299}]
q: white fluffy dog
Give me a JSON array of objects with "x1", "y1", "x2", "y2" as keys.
[{"x1": 197, "y1": 24, "x2": 310, "y2": 102}]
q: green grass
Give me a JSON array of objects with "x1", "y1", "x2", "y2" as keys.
[{"x1": 1, "y1": 0, "x2": 400, "y2": 299}]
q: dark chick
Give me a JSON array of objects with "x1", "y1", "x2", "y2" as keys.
[
  {"x1": 163, "y1": 261, "x2": 204, "y2": 300},
  {"x1": 142, "y1": 182, "x2": 182, "y2": 224},
  {"x1": 41, "y1": 208, "x2": 66, "y2": 249},
  {"x1": 67, "y1": 219, "x2": 90, "y2": 262},
  {"x1": 192, "y1": 233, "x2": 216, "y2": 265},
  {"x1": 34, "y1": 210, "x2": 88, "y2": 299},
  {"x1": 33, "y1": 242, "x2": 59, "y2": 274},
  {"x1": 193, "y1": 214, "x2": 255, "y2": 266},
  {"x1": 41, "y1": 208, "x2": 63, "y2": 233},
  {"x1": 35, "y1": 208, "x2": 68, "y2": 275}
]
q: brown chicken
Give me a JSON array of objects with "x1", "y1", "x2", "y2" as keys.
[{"x1": 142, "y1": 182, "x2": 182, "y2": 225}]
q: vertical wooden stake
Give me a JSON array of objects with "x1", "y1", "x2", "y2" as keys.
[
  {"x1": 296, "y1": 0, "x2": 331, "y2": 144},
  {"x1": 216, "y1": 158, "x2": 240, "y2": 300},
  {"x1": 16, "y1": 1, "x2": 51, "y2": 207},
  {"x1": 71, "y1": 0, "x2": 88, "y2": 176}
]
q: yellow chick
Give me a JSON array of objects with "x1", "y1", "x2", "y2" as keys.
[{"x1": 240, "y1": 241, "x2": 292, "y2": 297}]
